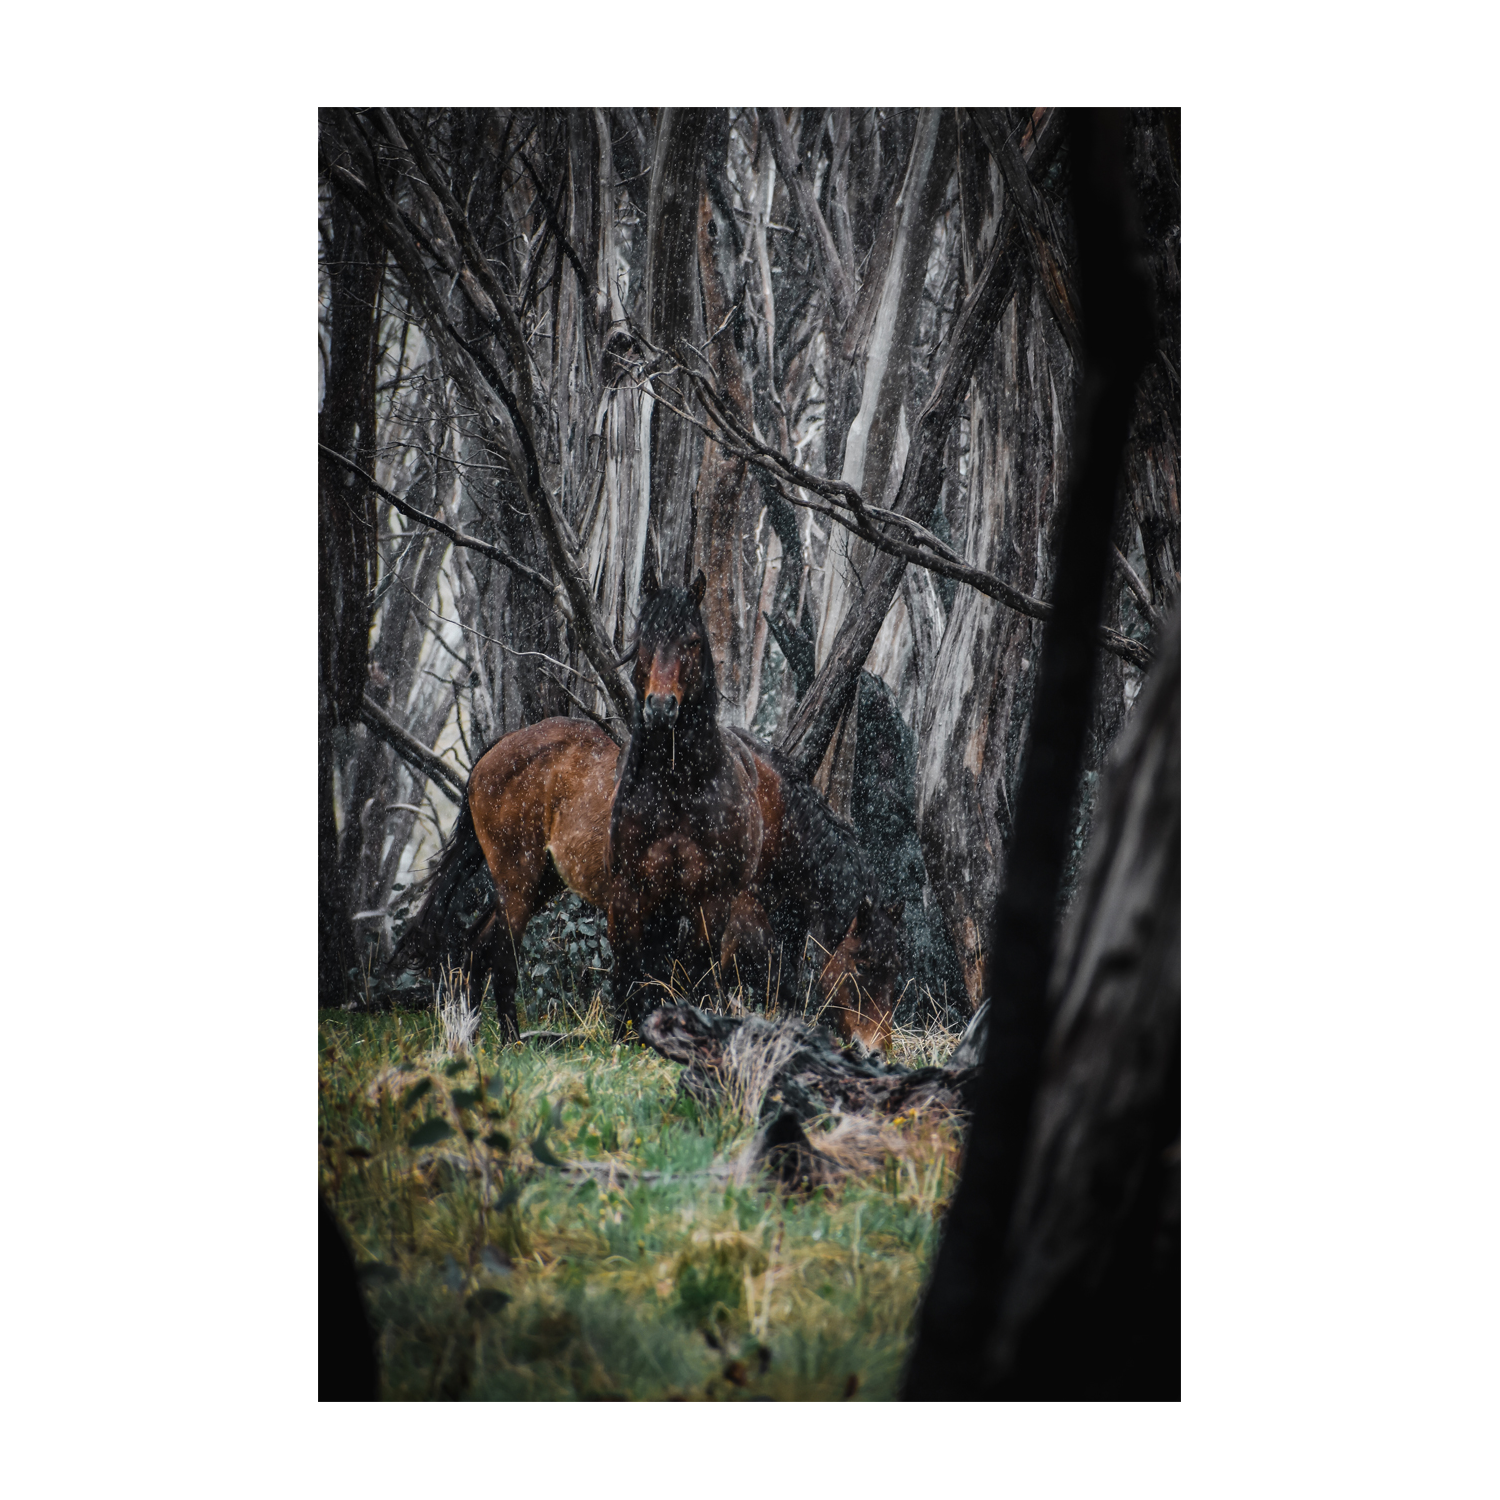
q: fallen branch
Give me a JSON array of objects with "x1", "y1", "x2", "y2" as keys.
[{"x1": 638, "y1": 1002, "x2": 980, "y2": 1128}]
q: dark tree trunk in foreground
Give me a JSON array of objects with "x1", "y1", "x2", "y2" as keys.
[
  {"x1": 902, "y1": 110, "x2": 1162, "y2": 1399},
  {"x1": 986, "y1": 612, "x2": 1179, "y2": 1395}
]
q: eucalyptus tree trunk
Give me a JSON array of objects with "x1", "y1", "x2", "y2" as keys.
[
  {"x1": 690, "y1": 188, "x2": 756, "y2": 725},
  {"x1": 580, "y1": 109, "x2": 652, "y2": 671},
  {"x1": 812, "y1": 108, "x2": 951, "y2": 676},
  {"x1": 643, "y1": 108, "x2": 711, "y2": 585},
  {"x1": 915, "y1": 273, "x2": 1076, "y2": 1008},
  {"x1": 799, "y1": 111, "x2": 953, "y2": 816},
  {"x1": 318, "y1": 182, "x2": 383, "y2": 1005},
  {"x1": 912, "y1": 109, "x2": 1175, "y2": 1012}
]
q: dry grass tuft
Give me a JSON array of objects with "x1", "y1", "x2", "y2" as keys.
[
  {"x1": 885, "y1": 1010, "x2": 968, "y2": 1070},
  {"x1": 719, "y1": 1017, "x2": 805, "y2": 1123},
  {"x1": 434, "y1": 965, "x2": 480, "y2": 1057}
]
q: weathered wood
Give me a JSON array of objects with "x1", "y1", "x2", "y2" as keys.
[
  {"x1": 357, "y1": 693, "x2": 466, "y2": 802},
  {"x1": 914, "y1": 275, "x2": 1074, "y2": 1008},
  {"x1": 690, "y1": 189, "x2": 753, "y2": 724},
  {"x1": 967, "y1": 108, "x2": 1084, "y2": 362},
  {"x1": 764, "y1": 106, "x2": 854, "y2": 325},
  {"x1": 812, "y1": 108, "x2": 950, "y2": 671},
  {"x1": 319, "y1": 178, "x2": 384, "y2": 1005},
  {"x1": 322, "y1": 117, "x2": 635, "y2": 726}
]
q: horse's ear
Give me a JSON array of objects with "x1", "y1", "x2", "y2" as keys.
[
  {"x1": 884, "y1": 900, "x2": 905, "y2": 926},
  {"x1": 690, "y1": 568, "x2": 707, "y2": 606},
  {"x1": 851, "y1": 892, "x2": 873, "y2": 936}
]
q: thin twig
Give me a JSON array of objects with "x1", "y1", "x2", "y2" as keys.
[{"x1": 320, "y1": 444, "x2": 559, "y2": 598}]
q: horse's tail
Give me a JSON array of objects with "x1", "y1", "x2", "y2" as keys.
[{"x1": 385, "y1": 794, "x2": 494, "y2": 976}]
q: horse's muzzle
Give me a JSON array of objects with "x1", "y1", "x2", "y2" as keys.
[{"x1": 643, "y1": 692, "x2": 680, "y2": 731}]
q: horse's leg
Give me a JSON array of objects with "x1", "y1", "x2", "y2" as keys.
[
  {"x1": 721, "y1": 891, "x2": 773, "y2": 1006},
  {"x1": 466, "y1": 861, "x2": 564, "y2": 1043},
  {"x1": 607, "y1": 898, "x2": 643, "y2": 1040},
  {"x1": 609, "y1": 897, "x2": 680, "y2": 1039},
  {"x1": 466, "y1": 913, "x2": 518, "y2": 1041}
]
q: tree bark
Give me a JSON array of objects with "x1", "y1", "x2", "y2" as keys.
[
  {"x1": 690, "y1": 188, "x2": 754, "y2": 724},
  {"x1": 985, "y1": 611, "x2": 1179, "y2": 1396},
  {"x1": 777, "y1": 195, "x2": 1025, "y2": 778},
  {"x1": 914, "y1": 273, "x2": 1074, "y2": 1008},
  {"x1": 318, "y1": 172, "x2": 383, "y2": 1006},
  {"x1": 812, "y1": 108, "x2": 950, "y2": 671},
  {"x1": 322, "y1": 113, "x2": 633, "y2": 725},
  {"x1": 644, "y1": 108, "x2": 711, "y2": 584}
]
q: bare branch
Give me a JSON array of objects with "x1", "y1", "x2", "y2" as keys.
[
  {"x1": 359, "y1": 692, "x2": 467, "y2": 803},
  {"x1": 1112, "y1": 543, "x2": 1164, "y2": 631},
  {"x1": 967, "y1": 108, "x2": 1084, "y2": 362},
  {"x1": 762, "y1": 106, "x2": 854, "y2": 324},
  {"x1": 319, "y1": 443, "x2": 559, "y2": 597}
]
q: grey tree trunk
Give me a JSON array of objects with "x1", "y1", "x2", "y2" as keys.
[
  {"x1": 644, "y1": 108, "x2": 711, "y2": 584},
  {"x1": 318, "y1": 177, "x2": 383, "y2": 1005},
  {"x1": 690, "y1": 187, "x2": 755, "y2": 725},
  {"x1": 915, "y1": 274, "x2": 1075, "y2": 1008},
  {"x1": 812, "y1": 108, "x2": 951, "y2": 676}
]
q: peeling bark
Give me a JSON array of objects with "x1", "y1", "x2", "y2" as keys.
[
  {"x1": 319, "y1": 176, "x2": 383, "y2": 1004},
  {"x1": 814, "y1": 108, "x2": 951, "y2": 669}
]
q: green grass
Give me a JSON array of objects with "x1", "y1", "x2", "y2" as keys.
[{"x1": 319, "y1": 996, "x2": 965, "y2": 1400}]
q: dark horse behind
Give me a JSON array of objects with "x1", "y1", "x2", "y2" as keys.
[{"x1": 606, "y1": 570, "x2": 764, "y2": 1030}]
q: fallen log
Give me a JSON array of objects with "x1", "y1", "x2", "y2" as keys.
[{"x1": 638, "y1": 1002, "x2": 981, "y2": 1128}]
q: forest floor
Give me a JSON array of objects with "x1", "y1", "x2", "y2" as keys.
[{"x1": 319, "y1": 983, "x2": 966, "y2": 1401}]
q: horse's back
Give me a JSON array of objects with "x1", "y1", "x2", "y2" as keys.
[
  {"x1": 468, "y1": 718, "x2": 620, "y2": 910},
  {"x1": 471, "y1": 716, "x2": 616, "y2": 781}
]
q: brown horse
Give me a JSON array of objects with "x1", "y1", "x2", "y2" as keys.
[
  {"x1": 390, "y1": 723, "x2": 904, "y2": 1045},
  {"x1": 387, "y1": 716, "x2": 620, "y2": 1035},
  {"x1": 390, "y1": 576, "x2": 906, "y2": 1045}
]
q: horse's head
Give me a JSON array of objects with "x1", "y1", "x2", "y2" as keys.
[
  {"x1": 819, "y1": 892, "x2": 906, "y2": 1052},
  {"x1": 631, "y1": 569, "x2": 715, "y2": 734}
]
